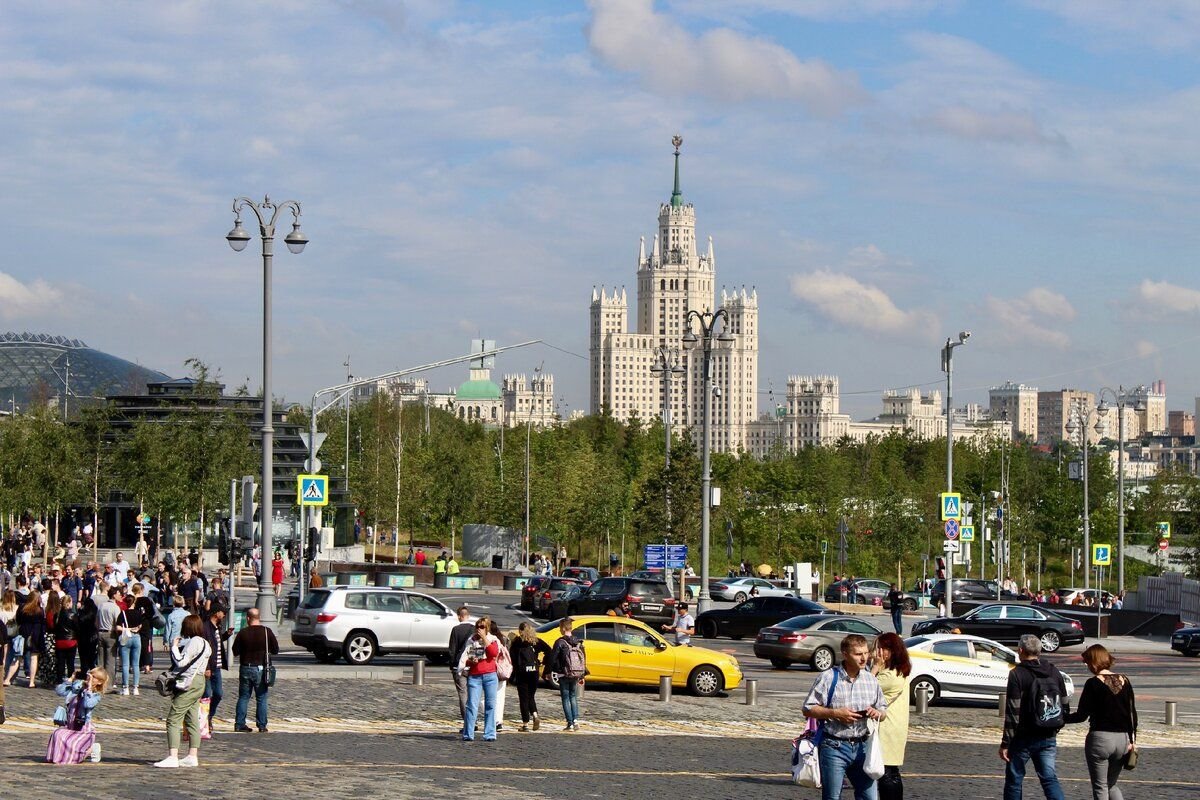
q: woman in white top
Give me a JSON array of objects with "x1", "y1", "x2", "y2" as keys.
[{"x1": 154, "y1": 614, "x2": 211, "y2": 768}]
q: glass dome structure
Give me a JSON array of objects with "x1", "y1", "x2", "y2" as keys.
[{"x1": 0, "y1": 332, "x2": 169, "y2": 410}]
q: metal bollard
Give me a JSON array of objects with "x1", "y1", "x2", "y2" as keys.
[
  {"x1": 998, "y1": 691, "x2": 1007, "y2": 718},
  {"x1": 914, "y1": 687, "x2": 930, "y2": 716},
  {"x1": 658, "y1": 675, "x2": 672, "y2": 702},
  {"x1": 1166, "y1": 700, "x2": 1178, "y2": 726},
  {"x1": 577, "y1": 679, "x2": 585, "y2": 703},
  {"x1": 745, "y1": 679, "x2": 758, "y2": 706},
  {"x1": 412, "y1": 659, "x2": 425, "y2": 686}
]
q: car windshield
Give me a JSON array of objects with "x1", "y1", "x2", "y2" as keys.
[
  {"x1": 300, "y1": 590, "x2": 330, "y2": 610},
  {"x1": 904, "y1": 636, "x2": 930, "y2": 647},
  {"x1": 777, "y1": 615, "x2": 827, "y2": 630},
  {"x1": 535, "y1": 620, "x2": 564, "y2": 634}
]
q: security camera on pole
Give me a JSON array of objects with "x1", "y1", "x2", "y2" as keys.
[{"x1": 940, "y1": 331, "x2": 969, "y2": 616}]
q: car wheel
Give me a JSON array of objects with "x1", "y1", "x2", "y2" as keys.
[
  {"x1": 1039, "y1": 630, "x2": 1061, "y2": 653},
  {"x1": 935, "y1": 626, "x2": 954, "y2": 634},
  {"x1": 770, "y1": 657, "x2": 791, "y2": 670},
  {"x1": 688, "y1": 665, "x2": 724, "y2": 697},
  {"x1": 343, "y1": 631, "x2": 378, "y2": 665},
  {"x1": 544, "y1": 670, "x2": 561, "y2": 690},
  {"x1": 810, "y1": 646, "x2": 835, "y2": 671},
  {"x1": 699, "y1": 619, "x2": 719, "y2": 639},
  {"x1": 312, "y1": 646, "x2": 340, "y2": 664},
  {"x1": 734, "y1": 592, "x2": 748, "y2": 603},
  {"x1": 911, "y1": 676, "x2": 940, "y2": 705},
  {"x1": 902, "y1": 598, "x2": 918, "y2": 612}
]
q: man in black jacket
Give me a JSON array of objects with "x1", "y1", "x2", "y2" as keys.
[
  {"x1": 202, "y1": 607, "x2": 234, "y2": 726},
  {"x1": 1000, "y1": 634, "x2": 1068, "y2": 800},
  {"x1": 447, "y1": 606, "x2": 474, "y2": 735}
]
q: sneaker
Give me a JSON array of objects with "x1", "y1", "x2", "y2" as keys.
[
  {"x1": 89, "y1": 743, "x2": 102, "y2": 763},
  {"x1": 153, "y1": 756, "x2": 180, "y2": 768},
  {"x1": 571, "y1": 723, "x2": 580, "y2": 731},
  {"x1": 564, "y1": 723, "x2": 574, "y2": 731},
  {"x1": 132, "y1": 687, "x2": 140, "y2": 696},
  {"x1": 234, "y1": 725, "x2": 254, "y2": 733},
  {"x1": 121, "y1": 687, "x2": 129, "y2": 696},
  {"x1": 496, "y1": 723, "x2": 504, "y2": 732},
  {"x1": 531, "y1": 714, "x2": 540, "y2": 731},
  {"x1": 178, "y1": 755, "x2": 199, "y2": 768},
  {"x1": 518, "y1": 725, "x2": 528, "y2": 732}
]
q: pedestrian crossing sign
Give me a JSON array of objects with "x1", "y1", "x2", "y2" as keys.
[
  {"x1": 960, "y1": 525, "x2": 975, "y2": 542},
  {"x1": 940, "y1": 492, "x2": 962, "y2": 521},
  {"x1": 297, "y1": 474, "x2": 329, "y2": 507},
  {"x1": 1157, "y1": 521, "x2": 1171, "y2": 539},
  {"x1": 1091, "y1": 544, "x2": 1111, "y2": 566}
]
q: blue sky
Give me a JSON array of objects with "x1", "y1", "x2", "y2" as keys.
[{"x1": 3, "y1": 0, "x2": 1200, "y2": 420}]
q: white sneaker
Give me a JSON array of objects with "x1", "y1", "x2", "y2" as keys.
[
  {"x1": 132, "y1": 687, "x2": 140, "y2": 696},
  {"x1": 153, "y1": 756, "x2": 180, "y2": 768},
  {"x1": 89, "y1": 743, "x2": 101, "y2": 763},
  {"x1": 178, "y1": 755, "x2": 199, "y2": 768},
  {"x1": 121, "y1": 688, "x2": 129, "y2": 696}
]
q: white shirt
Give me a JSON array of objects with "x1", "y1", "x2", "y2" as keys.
[
  {"x1": 672, "y1": 613, "x2": 695, "y2": 646},
  {"x1": 112, "y1": 559, "x2": 131, "y2": 581}
]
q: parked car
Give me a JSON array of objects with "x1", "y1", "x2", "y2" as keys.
[
  {"x1": 904, "y1": 633, "x2": 1075, "y2": 705},
  {"x1": 696, "y1": 596, "x2": 827, "y2": 640},
  {"x1": 1171, "y1": 624, "x2": 1200, "y2": 656},
  {"x1": 565, "y1": 577, "x2": 675, "y2": 626},
  {"x1": 535, "y1": 615, "x2": 741, "y2": 697},
  {"x1": 628, "y1": 569, "x2": 700, "y2": 599},
  {"x1": 824, "y1": 579, "x2": 915, "y2": 609},
  {"x1": 292, "y1": 586, "x2": 463, "y2": 665},
  {"x1": 929, "y1": 579, "x2": 1020, "y2": 610},
  {"x1": 910, "y1": 603, "x2": 1085, "y2": 653},
  {"x1": 753, "y1": 614, "x2": 883, "y2": 671},
  {"x1": 544, "y1": 583, "x2": 584, "y2": 620},
  {"x1": 521, "y1": 575, "x2": 553, "y2": 611},
  {"x1": 532, "y1": 578, "x2": 582, "y2": 618},
  {"x1": 710, "y1": 577, "x2": 796, "y2": 602},
  {"x1": 560, "y1": 566, "x2": 600, "y2": 587}
]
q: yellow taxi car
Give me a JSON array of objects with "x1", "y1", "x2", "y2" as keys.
[{"x1": 536, "y1": 615, "x2": 742, "y2": 697}]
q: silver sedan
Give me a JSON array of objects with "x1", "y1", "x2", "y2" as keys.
[
  {"x1": 753, "y1": 614, "x2": 883, "y2": 671},
  {"x1": 711, "y1": 577, "x2": 795, "y2": 603}
]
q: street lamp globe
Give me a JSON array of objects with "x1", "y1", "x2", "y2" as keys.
[
  {"x1": 682, "y1": 329, "x2": 699, "y2": 349},
  {"x1": 226, "y1": 218, "x2": 251, "y2": 251},
  {"x1": 284, "y1": 221, "x2": 309, "y2": 254}
]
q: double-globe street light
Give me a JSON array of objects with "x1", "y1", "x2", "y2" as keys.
[
  {"x1": 226, "y1": 196, "x2": 309, "y2": 617},
  {"x1": 941, "y1": 331, "x2": 970, "y2": 613},
  {"x1": 684, "y1": 308, "x2": 734, "y2": 615},
  {"x1": 649, "y1": 346, "x2": 685, "y2": 540},
  {"x1": 1095, "y1": 386, "x2": 1145, "y2": 594}
]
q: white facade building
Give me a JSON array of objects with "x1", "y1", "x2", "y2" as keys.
[
  {"x1": 989, "y1": 381, "x2": 1039, "y2": 441},
  {"x1": 589, "y1": 139, "x2": 758, "y2": 452}
]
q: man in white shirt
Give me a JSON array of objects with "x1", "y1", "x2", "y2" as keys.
[
  {"x1": 111, "y1": 552, "x2": 132, "y2": 583},
  {"x1": 663, "y1": 602, "x2": 695, "y2": 646}
]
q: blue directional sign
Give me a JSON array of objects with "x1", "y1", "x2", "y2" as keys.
[
  {"x1": 644, "y1": 544, "x2": 666, "y2": 569},
  {"x1": 944, "y1": 518, "x2": 960, "y2": 540},
  {"x1": 297, "y1": 474, "x2": 329, "y2": 507},
  {"x1": 666, "y1": 544, "x2": 688, "y2": 569}
]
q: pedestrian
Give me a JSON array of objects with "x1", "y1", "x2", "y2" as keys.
[
  {"x1": 886, "y1": 583, "x2": 905, "y2": 635},
  {"x1": 114, "y1": 592, "x2": 144, "y2": 695},
  {"x1": 548, "y1": 617, "x2": 586, "y2": 731},
  {"x1": 155, "y1": 613, "x2": 211, "y2": 768},
  {"x1": 434, "y1": 552, "x2": 448, "y2": 581},
  {"x1": 164, "y1": 595, "x2": 188, "y2": 650},
  {"x1": 489, "y1": 620, "x2": 511, "y2": 731},
  {"x1": 1000, "y1": 634, "x2": 1068, "y2": 800},
  {"x1": 1, "y1": 590, "x2": 18, "y2": 689},
  {"x1": 51, "y1": 593, "x2": 79, "y2": 685},
  {"x1": 509, "y1": 621, "x2": 551, "y2": 732},
  {"x1": 447, "y1": 606, "x2": 474, "y2": 734},
  {"x1": 134, "y1": 535, "x2": 150, "y2": 569},
  {"x1": 231, "y1": 607, "x2": 279, "y2": 733},
  {"x1": 405, "y1": 547, "x2": 416, "y2": 565},
  {"x1": 457, "y1": 616, "x2": 499, "y2": 742},
  {"x1": 271, "y1": 551, "x2": 285, "y2": 599},
  {"x1": 46, "y1": 667, "x2": 108, "y2": 764},
  {"x1": 802, "y1": 633, "x2": 888, "y2": 800},
  {"x1": 871, "y1": 632, "x2": 912, "y2": 800},
  {"x1": 447, "y1": 554, "x2": 461, "y2": 575},
  {"x1": 415, "y1": 548, "x2": 426, "y2": 567},
  {"x1": 131, "y1": 582, "x2": 158, "y2": 673},
  {"x1": 6, "y1": 590, "x2": 45, "y2": 688},
  {"x1": 202, "y1": 605, "x2": 233, "y2": 728},
  {"x1": 662, "y1": 602, "x2": 695, "y2": 646},
  {"x1": 1064, "y1": 644, "x2": 1137, "y2": 800}
]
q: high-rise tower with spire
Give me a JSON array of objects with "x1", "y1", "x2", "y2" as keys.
[{"x1": 589, "y1": 137, "x2": 759, "y2": 452}]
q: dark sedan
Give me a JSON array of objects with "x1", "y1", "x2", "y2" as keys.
[
  {"x1": 910, "y1": 603, "x2": 1084, "y2": 653},
  {"x1": 696, "y1": 596, "x2": 828, "y2": 640},
  {"x1": 520, "y1": 575, "x2": 552, "y2": 611},
  {"x1": 1171, "y1": 625, "x2": 1200, "y2": 656}
]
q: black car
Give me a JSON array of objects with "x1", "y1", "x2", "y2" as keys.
[
  {"x1": 1171, "y1": 625, "x2": 1200, "y2": 656},
  {"x1": 910, "y1": 603, "x2": 1084, "y2": 653},
  {"x1": 520, "y1": 575, "x2": 552, "y2": 611},
  {"x1": 929, "y1": 579, "x2": 1019, "y2": 610},
  {"x1": 696, "y1": 596, "x2": 828, "y2": 640},
  {"x1": 565, "y1": 577, "x2": 675, "y2": 626}
]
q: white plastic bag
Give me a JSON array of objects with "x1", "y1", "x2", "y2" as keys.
[
  {"x1": 863, "y1": 718, "x2": 885, "y2": 780},
  {"x1": 791, "y1": 735, "x2": 821, "y2": 788}
]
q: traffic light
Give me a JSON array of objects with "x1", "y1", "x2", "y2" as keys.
[
  {"x1": 935, "y1": 557, "x2": 947, "y2": 580},
  {"x1": 217, "y1": 517, "x2": 231, "y2": 565},
  {"x1": 305, "y1": 526, "x2": 319, "y2": 564}
]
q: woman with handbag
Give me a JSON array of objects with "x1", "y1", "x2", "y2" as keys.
[
  {"x1": 6, "y1": 590, "x2": 44, "y2": 688},
  {"x1": 46, "y1": 667, "x2": 108, "y2": 764},
  {"x1": 116, "y1": 597, "x2": 145, "y2": 695},
  {"x1": 489, "y1": 620, "x2": 511, "y2": 731},
  {"x1": 155, "y1": 613, "x2": 211, "y2": 768},
  {"x1": 457, "y1": 616, "x2": 499, "y2": 742},
  {"x1": 131, "y1": 582, "x2": 158, "y2": 673},
  {"x1": 870, "y1": 632, "x2": 912, "y2": 800},
  {"x1": 1065, "y1": 644, "x2": 1138, "y2": 800},
  {"x1": 509, "y1": 622, "x2": 551, "y2": 732}
]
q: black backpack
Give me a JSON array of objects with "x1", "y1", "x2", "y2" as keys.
[{"x1": 1028, "y1": 667, "x2": 1066, "y2": 729}]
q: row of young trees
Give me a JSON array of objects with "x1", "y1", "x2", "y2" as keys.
[{"x1": 316, "y1": 393, "x2": 1199, "y2": 586}]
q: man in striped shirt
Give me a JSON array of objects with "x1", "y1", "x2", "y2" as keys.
[{"x1": 803, "y1": 634, "x2": 888, "y2": 800}]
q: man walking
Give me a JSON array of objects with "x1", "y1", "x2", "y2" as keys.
[
  {"x1": 95, "y1": 586, "x2": 121, "y2": 685},
  {"x1": 1000, "y1": 634, "x2": 1068, "y2": 800},
  {"x1": 803, "y1": 634, "x2": 888, "y2": 800},
  {"x1": 886, "y1": 583, "x2": 905, "y2": 635},
  {"x1": 662, "y1": 602, "x2": 695, "y2": 646},
  {"x1": 231, "y1": 608, "x2": 279, "y2": 733},
  {"x1": 447, "y1": 606, "x2": 474, "y2": 734}
]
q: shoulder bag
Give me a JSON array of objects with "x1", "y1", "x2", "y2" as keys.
[
  {"x1": 791, "y1": 668, "x2": 841, "y2": 788},
  {"x1": 154, "y1": 644, "x2": 207, "y2": 697},
  {"x1": 118, "y1": 611, "x2": 135, "y2": 648},
  {"x1": 495, "y1": 640, "x2": 513, "y2": 681},
  {"x1": 1122, "y1": 675, "x2": 1138, "y2": 770},
  {"x1": 261, "y1": 627, "x2": 277, "y2": 688}
]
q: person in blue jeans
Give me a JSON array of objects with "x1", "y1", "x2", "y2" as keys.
[
  {"x1": 231, "y1": 608, "x2": 279, "y2": 733},
  {"x1": 458, "y1": 617, "x2": 499, "y2": 741},
  {"x1": 115, "y1": 606, "x2": 143, "y2": 695},
  {"x1": 803, "y1": 633, "x2": 888, "y2": 800},
  {"x1": 549, "y1": 618, "x2": 586, "y2": 731},
  {"x1": 1000, "y1": 634, "x2": 1068, "y2": 800}
]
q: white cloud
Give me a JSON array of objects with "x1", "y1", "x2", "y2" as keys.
[
  {"x1": 919, "y1": 106, "x2": 1061, "y2": 145},
  {"x1": 1134, "y1": 340, "x2": 1159, "y2": 359},
  {"x1": 984, "y1": 287, "x2": 1075, "y2": 349},
  {"x1": 789, "y1": 270, "x2": 936, "y2": 337},
  {"x1": 669, "y1": 0, "x2": 941, "y2": 22},
  {"x1": 586, "y1": 0, "x2": 865, "y2": 114},
  {"x1": 1136, "y1": 279, "x2": 1200, "y2": 313},
  {"x1": 1025, "y1": 0, "x2": 1200, "y2": 52},
  {"x1": 0, "y1": 273, "x2": 64, "y2": 318}
]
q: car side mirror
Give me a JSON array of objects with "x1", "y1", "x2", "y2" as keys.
[{"x1": 656, "y1": 641, "x2": 669, "y2": 651}]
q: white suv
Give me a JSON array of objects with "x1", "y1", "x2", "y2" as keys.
[{"x1": 292, "y1": 586, "x2": 462, "y2": 665}]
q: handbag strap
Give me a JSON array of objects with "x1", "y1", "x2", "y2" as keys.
[
  {"x1": 263, "y1": 626, "x2": 271, "y2": 670},
  {"x1": 172, "y1": 641, "x2": 207, "y2": 677}
]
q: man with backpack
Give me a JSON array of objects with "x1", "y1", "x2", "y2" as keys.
[
  {"x1": 549, "y1": 618, "x2": 586, "y2": 731},
  {"x1": 1000, "y1": 634, "x2": 1069, "y2": 800}
]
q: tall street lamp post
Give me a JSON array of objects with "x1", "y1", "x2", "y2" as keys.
[
  {"x1": 941, "y1": 331, "x2": 969, "y2": 613},
  {"x1": 1066, "y1": 399, "x2": 1103, "y2": 590},
  {"x1": 226, "y1": 196, "x2": 308, "y2": 617},
  {"x1": 684, "y1": 308, "x2": 734, "y2": 615},
  {"x1": 650, "y1": 346, "x2": 685, "y2": 537},
  {"x1": 1096, "y1": 386, "x2": 1145, "y2": 593}
]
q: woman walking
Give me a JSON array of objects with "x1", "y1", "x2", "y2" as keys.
[
  {"x1": 489, "y1": 620, "x2": 511, "y2": 731},
  {"x1": 509, "y1": 621, "x2": 551, "y2": 732},
  {"x1": 549, "y1": 617, "x2": 586, "y2": 731},
  {"x1": 1065, "y1": 644, "x2": 1137, "y2": 800},
  {"x1": 132, "y1": 582, "x2": 158, "y2": 673},
  {"x1": 51, "y1": 594, "x2": 79, "y2": 685},
  {"x1": 46, "y1": 667, "x2": 108, "y2": 764},
  {"x1": 115, "y1": 595, "x2": 145, "y2": 695},
  {"x1": 6, "y1": 590, "x2": 44, "y2": 688},
  {"x1": 271, "y1": 551, "x2": 285, "y2": 599},
  {"x1": 457, "y1": 616, "x2": 498, "y2": 742},
  {"x1": 1, "y1": 590, "x2": 18, "y2": 688},
  {"x1": 871, "y1": 632, "x2": 912, "y2": 800},
  {"x1": 155, "y1": 613, "x2": 211, "y2": 768}
]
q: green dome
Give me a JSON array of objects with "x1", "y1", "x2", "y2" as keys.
[{"x1": 457, "y1": 378, "x2": 501, "y2": 401}]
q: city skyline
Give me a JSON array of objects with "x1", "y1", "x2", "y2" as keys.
[{"x1": 4, "y1": 2, "x2": 1200, "y2": 420}]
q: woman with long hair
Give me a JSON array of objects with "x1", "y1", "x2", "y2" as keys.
[
  {"x1": 1065, "y1": 644, "x2": 1138, "y2": 800},
  {"x1": 1, "y1": 590, "x2": 18, "y2": 689},
  {"x1": 271, "y1": 551, "x2": 285, "y2": 599},
  {"x1": 51, "y1": 593, "x2": 79, "y2": 685},
  {"x1": 131, "y1": 582, "x2": 157, "y2": 673},
  {"x1": 6, "y1": 591, "x2": 45, "y2": 688},
  {"x1": 155, "y1": 613, "x2": 211, "y2": 768},
  {"x1": 509, "y1": 621, "x2": 552, "y2": 732},
  {"x1": 488, "y1": 620, "x2": 510, "y2": 731},
  {"x1": 46, "y1": 667, "x2": 109, "y2": 764},
  {"x1": 456, "y1": 616, "x2": 499, "y2": 742},
  {"x1": 871, "y1": 632, "x2": 912, "y2": 800}
]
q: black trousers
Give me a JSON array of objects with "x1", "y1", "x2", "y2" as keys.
[
  {"x1": 514, "y1": 673, "x2": 539, "y2": 722},
  {"x1": 879, "y1": 765, "x2": 903, "y2": 800}
]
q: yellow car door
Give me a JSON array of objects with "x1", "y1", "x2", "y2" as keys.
[
  {"x1": 576, "y1": 620, "x2": 623, "y2": 682},
  {"x1": 614, "y1": 621, "x2": 676, "y2": 685}
]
